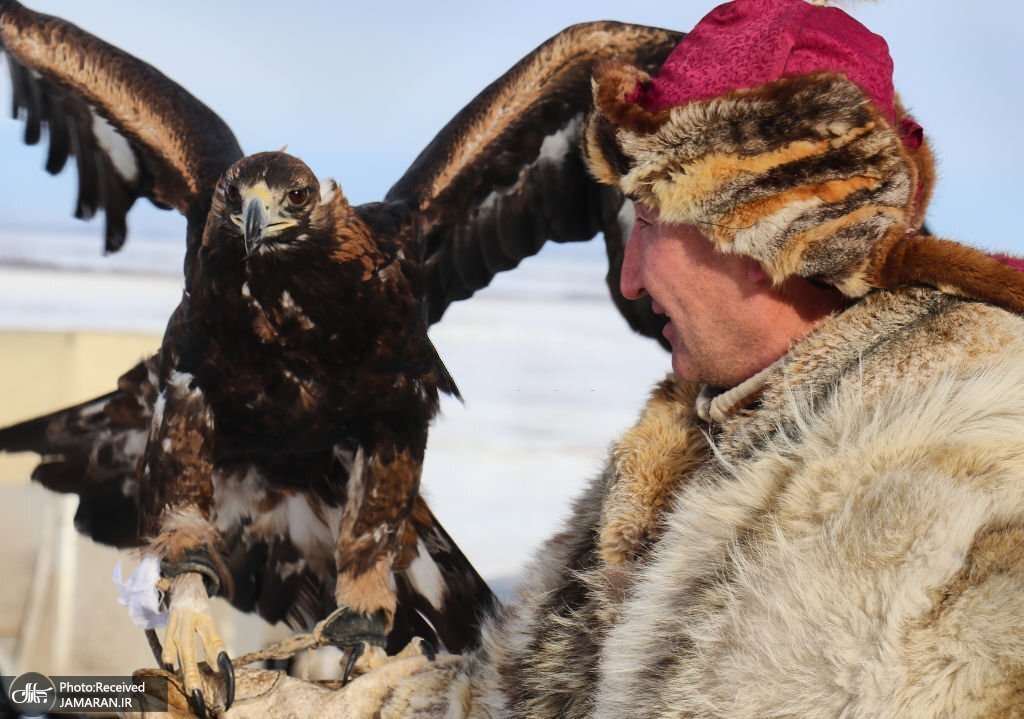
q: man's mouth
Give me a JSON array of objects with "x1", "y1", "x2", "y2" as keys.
[
  {"x1": 662, "y1": 321, "x2": 677, "y2": 345},
  {"x1": 651, "y1": 300, "x2": 666, "y2": 316}
]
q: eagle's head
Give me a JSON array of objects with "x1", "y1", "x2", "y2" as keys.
[{"x1": 210, "y1": 151, "x2": 340, "y2": 259}]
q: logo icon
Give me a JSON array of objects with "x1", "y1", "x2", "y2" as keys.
[{"x1": 7, "y1": 672, "x2": 57, "y2": 717}]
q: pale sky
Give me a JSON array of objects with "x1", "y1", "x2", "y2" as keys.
[{"x1": 1, "y1": 1, "x2": 1022, "y2": 254}]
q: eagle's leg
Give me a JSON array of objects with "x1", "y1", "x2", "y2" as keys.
[
  {"x1": 147, "y1": 510, "x2": 235, "y2": 718},
  {"x1": 322, "y1": 554, "x2": 396, "y2": 661},
  {"x1": 140, "y1": 379, "x2": 234, "y2": 717},
  {"x1": 325, "y1": 444, "x2": 422, "y2": 679},
  {"x1": 162, "y1": 572, "x2": 234, "y2": 714}
]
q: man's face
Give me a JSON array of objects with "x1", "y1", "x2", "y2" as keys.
[{"x1": 620, "y1": 204, "x2": 844, "y2": 388}]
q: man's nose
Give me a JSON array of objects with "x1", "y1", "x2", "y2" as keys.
[{"x1": 619, "y1": 224, "x2": 646, "y2": 300}]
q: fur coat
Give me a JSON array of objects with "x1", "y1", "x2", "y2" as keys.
[{"x1": 218, "y1": 286, "x2": 1024, "y2": 718}]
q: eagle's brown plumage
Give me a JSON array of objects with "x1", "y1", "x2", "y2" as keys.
[
  {"x1": 144, "y1": 151, "x2": 467, "y2": 649},
  {"x1": 0, "y1": 0, "x2": 680, "y2": 712}
]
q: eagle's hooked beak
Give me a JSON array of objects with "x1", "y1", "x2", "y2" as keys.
[
  {"x1": 243, "y1": 196, "x2": 268, "y2": 257},
  {"x1": 231, "y1": 183, "x2": 300, "y2": 258}
]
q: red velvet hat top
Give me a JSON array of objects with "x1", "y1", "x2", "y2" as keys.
[{"x1": 633, "y1": 0, "x2": 898, "y2": 124}]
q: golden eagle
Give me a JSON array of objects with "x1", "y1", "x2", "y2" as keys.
[{"x1": 0, "y1": 0, "x2": 678, "y2": 713}]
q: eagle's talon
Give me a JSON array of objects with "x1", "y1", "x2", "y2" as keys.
[
  {"x1": 394, "y1": 636, "x2": 435, "y2": 662},
  {"x1": 189, "y1": 688, "x2": 207, "y2": 719},
  {"x1": 217, "y1": 651, "x2": 235, "y2": 710},
  {"x1": 341, "y1": 642, "x2": 365, "y2": 686}
]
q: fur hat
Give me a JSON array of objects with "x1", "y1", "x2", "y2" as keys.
[{"x1": 583, "y1": 0, "x2": 1024, "y2": 311}]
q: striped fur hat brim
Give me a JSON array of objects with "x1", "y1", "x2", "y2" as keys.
[
  {"x1": 583, "y1": 62, "x2": 923, "y2": 297},
  {"x1": 582, "y1": 61, "x2": 1024, "y2": 314}
]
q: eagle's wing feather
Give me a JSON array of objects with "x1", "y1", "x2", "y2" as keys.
[
  {"x1": 0, "y1": 356, "x2": 155, "y2": 547},
  {"x1": 386, "y1": 21, "x2": 680, "y2": 346},
  {"x1": 0, "y1": 0, "x2": 243, "y2": 251}
]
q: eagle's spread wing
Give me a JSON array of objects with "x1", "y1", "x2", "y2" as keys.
[
  {"x1": 0, "y1": 0, "x2": 243, "y2": 251},
  {"x1": 386, "y1": 22, "x2": 681, "y2": 346}
]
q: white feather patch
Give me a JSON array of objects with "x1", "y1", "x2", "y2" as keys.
[
  {"x1": 538, "y1": 115, "x2": 580, "y2": 164},
  {"x1": 79, "y1": 398, "x2": 110, "y2": 419},
  {"x1": 90, "y1": 110, "x2": 140, "y2": 184},
  {"x1": 212, "y1": 467, "x2": 267, "y2": 531},
  {"x1": 150, "y1": 391, "x2": 166, "y2": 437},
  {"x1": 319, "y1": 179, "x2": 338, "y2": 206},
  {"x1": 122, "y1": 428, "x2": 148, "y2": 459},
  {"x1": 406, "y1": 538, "x2": 447, "y2": 611},
  {"x1": 473, "y1": 115, "x2": 580, "y2": 217},
  {"x1": 283, "y1": 495, "x2": 336, "y2": 555},
  {"x1": 167, "y1": 370, "x2": 196, "y2": 394}
]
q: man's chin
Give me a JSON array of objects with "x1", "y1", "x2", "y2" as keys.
[{"x1": 670, "y1": 352, "x2": 700, "y2": 385}]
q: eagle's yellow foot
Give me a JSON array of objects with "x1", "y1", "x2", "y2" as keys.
[
  {"x1": 161, "y1": 573, "x2": 235, "y2": 717},
  {"x1": 336, "y1": 637, "x2": 437, "y2": 684},
  {"x1": 393, "y1": 636, "x2": 436, "y2": 663}
]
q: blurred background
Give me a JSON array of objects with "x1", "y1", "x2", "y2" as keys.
[{"x1": 0, "y1": 0, "x2": 1020, "y2": 678}]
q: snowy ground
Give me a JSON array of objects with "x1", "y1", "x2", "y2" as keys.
[{"x1": 0, "y1": 230, "x2": 670, "y2": 581}]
